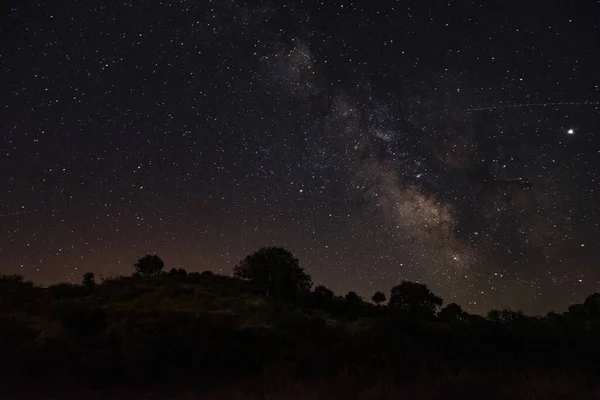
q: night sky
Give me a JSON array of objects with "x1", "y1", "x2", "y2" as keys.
[{"x1": 2, "y1": 1, "x2": 599, "y2": 314}]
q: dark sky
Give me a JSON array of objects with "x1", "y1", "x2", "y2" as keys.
[{"x1": 2, "y1": 0, "x2": 599, "y2": 314}]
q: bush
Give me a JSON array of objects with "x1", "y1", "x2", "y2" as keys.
[
  {"x1": 48, "y1": 283, "x2": 89, "y2": 300},
  {"x1": 56, "y1": 301, "x2": 107, "y2": 337}
]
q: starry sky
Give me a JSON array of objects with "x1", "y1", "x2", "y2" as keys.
[{"x1": 2, "y1": 0, "x2": 599, "y2": 314}]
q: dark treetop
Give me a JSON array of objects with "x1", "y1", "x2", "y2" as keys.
[{"x1": 1, "y1": 1, "x2": 599, "y2": 314}]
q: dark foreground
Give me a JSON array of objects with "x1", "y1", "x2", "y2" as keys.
[
  {"x1": 5, "y1": 259, "x2": 600, "y2": 399},
  {"x1": 3, "y1": 372, "x2": 600, "y2": 399}
]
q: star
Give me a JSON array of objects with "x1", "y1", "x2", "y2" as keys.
[{"x1": 1, "y1": 0, "x2": 598, "y2": 316}]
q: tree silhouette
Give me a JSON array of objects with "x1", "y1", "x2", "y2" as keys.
[
  {"x1": 487, "y1": 309, "x2": 501, "y2": 323},
  {"x1": 345, "y1": 291, "x2": 362, "y2": 303},
  {"x1": 310, "y1": 285, "x2": 335, "y2": 308},
  {"x1": 389, "y1": 281, "x2": 442, "y2": 318},
  {"x1": 0, "y1": 274, "x2": 32, "y2": 288},
  {"x1": 499, "y1": 308, "x2": 523, "y2": 323},
  {"x1": 168, "y1": 267, "x2": 188, "y2": 276},
  {"x1": 234, "y1": 247, "x2": 312, "y2": 299},
  {"x1": 487, "y1": 308, "x2": 523, "y2": 323},
  {"x1": 584, "y1": 293, "x2": 600, "y2": 318},
  {"x1": 82, "y1": 272, "x2": 96, "y2": 290},
  {"x1": 438, "y1": 302, "x2": 466, "y2": 322},
  {"x1": 568, "y1": 303, "x2": 587, "y2": 320},
  {"x1": 372, "y1": 291, "x2": 386, "y2": 306},
  {"x1": 0, "y1": 274, "x2": 25, "y2": 284},
  {"x1": 134, "y1": 254, "x2": 165, "y2": 277},
  {"x1": 314, "y1": 285, "x2": 334, "y2": 298}
]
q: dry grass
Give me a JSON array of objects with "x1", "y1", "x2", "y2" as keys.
[
  {"x1": 3, "y1": 371, "x2": 600, "y2": 400},
  {"x1": 200, "y1": 371, "x2": 600, "y2": 400}
]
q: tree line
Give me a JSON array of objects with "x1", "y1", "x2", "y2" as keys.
[
  {"x1": 121, "y1": 247, "x2": 594, "y2": 323},
  {"x1": 3, "y1": 246, "x2": 600, "y2": 394},
  {"x1": 85, "y1": 248, "x2": 454, "y2": 320}
]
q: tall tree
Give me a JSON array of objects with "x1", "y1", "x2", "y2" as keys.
[
  {"x1": 389, "y1": 281, "x2": 443, "y2": 318},
  {"x1": 134, "y1": 254, "x2": 165, "y2": 277},
  {"x1": 372, "y1": 291, "x2": 386, "y2": 306},
  {"x1": 584, "y1": 293, "x2": 600, "y2": 318},
  {"x1": 234, "y1": 247, "x2": 312, "y2": 299},
  {"x1": 345, "y1": 291, "x2": 362, "y2": 303},
  {"x1": 168, "y1": 267, "x2": 188, "y2": 276},
  {"x1": 314, "y1": 285, "x2": 334, "y2": 299},
  {"x1": 82, "y1": 272, "x2": 96, "y2": 290},
  {"x1": 438, "y1": 303, "x2": 466, "y2": 322}
]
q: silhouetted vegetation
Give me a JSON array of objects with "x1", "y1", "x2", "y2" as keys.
[
  {"x1": 372, "y1": 290, "x2": 386, "y2": 305},
  {"x1": 133, "y1": 254, "x2": 165, "y2": 277},
  {"x1": 344, "y1": 290, "x2": 362, "y2": 302},
  {"x1": 389, "y1": 281, "x2": 443, "y2": 318},
  {"x1": 2, "y1": 247, "x2": 600, "y2": 398},
  {"x1": 82, "y1": 272, "x2": 96, "y2": 290},
  {"x1": 233, "y1": 247, "x2": 312, "y2": 299}
]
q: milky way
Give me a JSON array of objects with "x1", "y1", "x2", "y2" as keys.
[{"x1": 2, "y1": 0, "x2": 599, "y2": 314}]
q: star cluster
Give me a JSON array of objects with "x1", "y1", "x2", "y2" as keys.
[{"x1": 1, "y1": 0, "x2": 599, "y2": 314}]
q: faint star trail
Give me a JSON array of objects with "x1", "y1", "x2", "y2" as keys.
[{"x1": 466, "y1": 101, "x2": 600, "y2": 112}]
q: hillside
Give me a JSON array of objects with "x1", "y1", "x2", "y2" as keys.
[{"x1": 2, "y1": 249, "x2": 600, "y2": 399}]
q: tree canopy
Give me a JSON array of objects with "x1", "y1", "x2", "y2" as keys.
[
  {"x1": 345, "y1": 291, "x2": 362, "y2": 303},
  {"x1": 134, "y1": 254, "x2": 165, "y2": 277},
  {"x1": 438, "y1": 302, "x2": 466, "y2": 323},
  {"x1": 389, "y1": 281, "x2": 443, "y2": 318},
  {"x1": 313, "y1": 285, "x2": 335, "y2": 300},
  {"x1": 3, "y1": 248, "x2": 600, "y2": 396},
  {"x1": 233, "y1": 247, "x2": 312, "y2": 299},
  {"x1": 82, "y1": 272, "x2": 96, "y2": 289},
  {"x1": 372, "y1": 291, "x2": 386, "y2": 305}
]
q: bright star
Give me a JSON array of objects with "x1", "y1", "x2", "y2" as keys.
[{"x1": 567, "y1": 128, "x2": 575, "y2": 135}]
